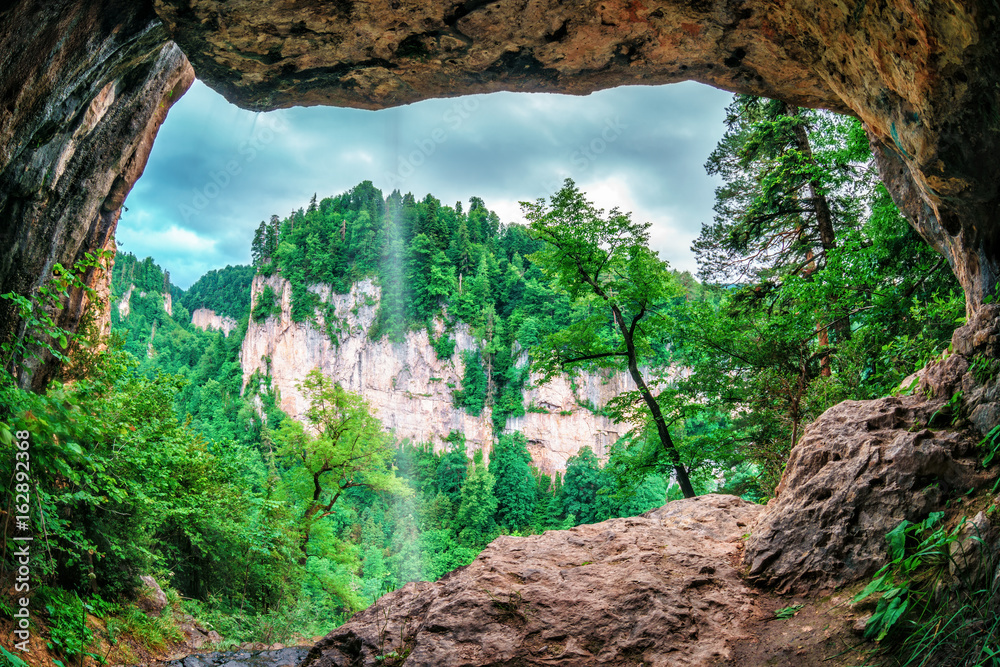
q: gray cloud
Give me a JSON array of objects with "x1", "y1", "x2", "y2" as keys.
[{"x1": 120, "y1": 80, "x2": 733, "y2": 288}]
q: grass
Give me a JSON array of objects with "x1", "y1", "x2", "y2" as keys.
[{"x1": 854, "y1": 498, "x2": 1000, "y2": 666}]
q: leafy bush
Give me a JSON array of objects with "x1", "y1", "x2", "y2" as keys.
[
  {"x1": 252, "y1": 285, "x2": 281, "y2": 322},
  {"x1": 454, "y1": 350, "x2": 487, "y2": 416},
  {"x1": 432, "y1": 332, "x2": 456, "y2": 360},
  {"x1": 39, "y1": 588, "x2": 93, "y2": 659}
]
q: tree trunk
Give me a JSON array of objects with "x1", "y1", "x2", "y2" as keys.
[
  {"x1": 787, "y1": 103, "x2": 849, "y2": 365},
  {"x1": 610, "y1": 305, "x2": 696, "y2": 498}
]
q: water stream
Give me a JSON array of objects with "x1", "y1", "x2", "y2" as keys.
[{"x1": 155, "y1": 647, "x2": 310, "y2": 667}]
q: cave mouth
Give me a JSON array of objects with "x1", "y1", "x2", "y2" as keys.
[
  {"x1": 123, "y1": 79, "x2": 732, "y2": 289},
  {"x1": 4, "y1": 0, "x2": 998, "y2": 393}
]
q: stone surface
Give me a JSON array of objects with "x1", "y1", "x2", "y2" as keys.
[
  {"x1": 947, "y1": 510, "x2": 997, "y2": 582},
  {"x1": 240, "y1": 274, "x2": 635, "y2": 472},
  {"x1": 743, "y1": 377, "x2": 994, "y2": 594},
  {"x1": 192, "y1": 308, "x2": 238, "y2": 337},
  {"x1": 149, "y1": 0, "x2": 1000, "y2": 314},
  {"x1": 300, "y1": 494, "x2": 761, "y2": 667},
  {"x1": 137, "y1": 575, "x2": 169, "y2": 616},
  {"x1": 119, "y1": 284, "x2": 135, "y2": 320},
  {"x1": 0, "y1": 0, "x2": 194, "y2": 389}
]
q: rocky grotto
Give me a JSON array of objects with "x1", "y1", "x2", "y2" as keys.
[{"x1": 2, "y1": 0, "x2": 999, "y2": 664}]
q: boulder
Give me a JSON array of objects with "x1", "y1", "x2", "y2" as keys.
[
  {"x1": 136, "y1": 575, "x2": 169, "y2": 616},
  {"x1": 301, "y1": 494, "x2": 762, "y2": 667},
  {"x1": 744, "y1": 388, "x2": 993, "y2": 594}
]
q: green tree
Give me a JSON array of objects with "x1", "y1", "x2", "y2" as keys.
[
  {"x1": 276, "y1": 368, "x2": 404, "y2": 563},
  {"x1": 488, "y1": 432, "x2": 535, "y2": 530},
  {"x1": 521, "y1": 179, "x2": 695, "y2": 498},
  {"x1": 436, "y1": 442, "x2": 469, "y2": 503},
  {"x1": 456, "y1": 350, "x2": 488, "y2": 416},
  {"x1": 561, "y1": 447, "x2": 612, "y2": 525},
  {"x1": 454, "y1": 461, "x2": 498, "y2": 546}
]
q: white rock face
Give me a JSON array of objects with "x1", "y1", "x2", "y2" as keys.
[
  {"x1": 118, "y1": 284, "x2": 133, "y2": 319},
  {"x1": 192, "y1": 308, "x2": 238, "y2": 336},
  {"x1": 117, "y1": 284, "x2": 175, "y2": 320},
  {"x1": 240, "y1": 274, "x2": 637, "y2": 474}
]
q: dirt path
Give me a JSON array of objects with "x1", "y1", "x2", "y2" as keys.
[{"x1": 718, "y1": 586, "x2": 877, "y2": 667}]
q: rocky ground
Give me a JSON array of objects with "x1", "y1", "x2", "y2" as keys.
[{"x1": 299, "y1": 495, "x2": 779, "y2": 667}]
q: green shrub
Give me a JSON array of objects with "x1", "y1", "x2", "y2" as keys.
[
  {"x1": 854, "y1": 510, "x2": 1000, "y2": 665},
  {"x1": 40, "y1": 588, "x2": 93, "y2": 659},
  {"x1": 252, "y1": 285, "x2": 281, "y2": 322}
]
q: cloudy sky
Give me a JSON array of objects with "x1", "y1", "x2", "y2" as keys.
[{"x1": 120, "y1": 79, "x2": 734, "y2": 288}]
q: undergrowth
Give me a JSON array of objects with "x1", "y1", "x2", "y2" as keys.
[
  {"x1": 180, "y1": 597, "x2": 342, "y2": 648},
  {"x1": 854, "y1": 504, "x2": 1000, "y2": 666}
]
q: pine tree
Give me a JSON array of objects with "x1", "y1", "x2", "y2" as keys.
[
  {"x1": 455, "y1": 462, "x2": 498, "y2": 546},
  {"x1": 489, "y1": 432, "x2": 535, "y2": 530}
]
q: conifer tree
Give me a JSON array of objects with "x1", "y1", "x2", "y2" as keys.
[
  {"x1": 489, "y1": 432, "x2": 535, "y2": 530},
  {"x1": 455, "y1": 461, "x2": 498, "y2": 546}
]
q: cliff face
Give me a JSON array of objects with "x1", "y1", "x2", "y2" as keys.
[
  {"x1": 0, "y1": 0, "x2": 194, "y2": 389},
  {"x1": 241, "y1": 274, "x2": 635, "y2": 472},
  {"x1": 191, "y1": 308, "x2": 238, "y2": 337}
]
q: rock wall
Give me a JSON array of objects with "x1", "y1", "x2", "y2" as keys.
[
  {"x1": 191, "y1": 308, "x2": 238, "y2": 337},
  {"x1": 0, "y1": 0, "x2": 194, "y2": 389},
  {"x1": 240, "y1": 274, "x2": 636, "y2": 473},
  {"x1": 118, "y1": 285, "x2": 135, "y2": 320}
]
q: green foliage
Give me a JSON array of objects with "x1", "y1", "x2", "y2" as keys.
[
  {"x1": 251, "y1": 182, "x2": 575, "y2": 427},
  {"x1": 40, "y1": 588, "x2": 93, "y2": 659},
  {"x1": 20, "y1": 130, "x2": 977, "y2": 658},
  {"x1": 853, "y1": 511, "x2": 1000, "y2": 665},
  {"x1": 561, "y1": 447, "x2": 613, "y2": 526},
  {"x1": 181, "y1": 264, "x2": 255, "y2": 320},
  {"x1": 455, "y1": 350, "x2": 488, "y2": 416},
  {"x1": 670, "y1": 97, "x2": 963, "y2": 496},
  {"x1": 774, "y1": 604, "x2": 804, "y2": 619},
  {"x1": 970, "y1": 353, "x2": 1000, "y2": 385},
  {"x1": 2, "y1": 249, "x2": 110, "y2": 386},
  {"x1": 1, "y1": 646, "x2": 29, "y2": 667},
  {"x1": 522, "y1": 179, "x2": 694, "y2": 497},
  {"x1": 253, "y1": 284, "x2": 281, "y2": 322},
  {"x1": 455, "y1": 462, "x2": 499, "y2": 547},
  {"x1": 489, "y1": 433, "x2": 535, "y2": 530},
  {"x1": 109, "y1": 606, "x2": 183, "y2": 652},
  {"x1": 276, "y1": 369, "x2": 404, "y2": 559},
  {"x1": 111, "y1": 252, "x2": 171, "y2": 299},
  {"x1": 431, "y1": 331, "x2": 456, "y2": 360}
]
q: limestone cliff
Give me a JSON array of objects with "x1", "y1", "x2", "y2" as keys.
[
  {"x1": 118, "y1": 285, "x2": 135, "y2": 320},
  {"x1": 241, "y1": 274, "x2": 635, "y2": 473},
  {"x1": 191, "y1": 308, "x2": 238, "y2": 337}
]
